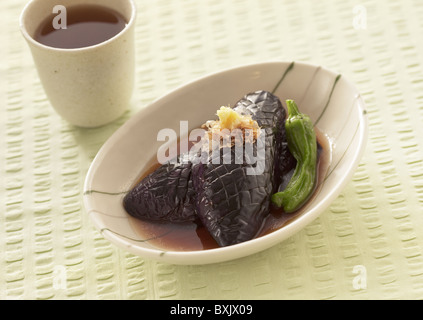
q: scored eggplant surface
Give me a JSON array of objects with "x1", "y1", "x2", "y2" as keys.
[
  {"x1": 123, "y1": 153, "x2": 198, "y2": 223},
  {"x1": 123, "y1": 90, "x2": 296, "y2": 247},
  {"x1": 193, "y1": 91, "x2": 293, "y2": 246}
]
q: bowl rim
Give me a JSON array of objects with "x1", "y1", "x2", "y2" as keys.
[{"x1": 83, "y1": 60, "x2": 368, "y2": 265}]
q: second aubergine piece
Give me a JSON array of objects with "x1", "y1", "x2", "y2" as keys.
[{"x1": 192, "y1": 90, "x2": 295, "y2": 247}]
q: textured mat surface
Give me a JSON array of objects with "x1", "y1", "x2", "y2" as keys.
[{"x1": 1, "y1": 0, "x2": 423, "y2": 299}]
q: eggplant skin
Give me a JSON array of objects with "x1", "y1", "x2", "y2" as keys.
[
  {"x1": 192, "y1": 142, "x2": 272, "y2": 246},
  {"x1": 234, "y1": 91, "x2": 296, "y2": 191},
  {"x1": 123, "y1": 90, "x2": 297, "y2": 247},
  {"x1": 123, "y1": 155, "x2": 198, "y2": 223},
  {"x1": 193, "y1": 90, "x2": 291, "y2": 247}
]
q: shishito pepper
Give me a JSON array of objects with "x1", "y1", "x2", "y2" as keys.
[{"x1": 271, "y1": 99, "x2": 317, "y2": 213}]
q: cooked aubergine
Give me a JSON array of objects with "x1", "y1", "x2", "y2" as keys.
[
  {"x1": 123, "y1": 151, "x2": 199, "y2": 222},
  {"x1": 123, "y1": 90, "x2": 297, "y2": 247},
  {"x1": 192, "y1": 91, "x2": 293, "y2": 246}
]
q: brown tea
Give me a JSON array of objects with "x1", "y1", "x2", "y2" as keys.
[{"x1": 34, "y1": 4, "x2": 127, "y2": 49}]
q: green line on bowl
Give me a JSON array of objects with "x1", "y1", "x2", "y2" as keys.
[
  {"x1": 100, "y1": 227, "x2": 173, "y2": 243},
  {"x1": 314, "y1": 74, "x2": 342, "y2": 126},
  {"x1": 272, "y1": 61, "x2": 295, "y2": 94},
  {"x1": 83, "y1": 189, "x2": 129, "y2": 196}
]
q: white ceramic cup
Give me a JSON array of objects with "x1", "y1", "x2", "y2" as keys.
[{"x1": 20, "y1": 0, "x2": 136, "y2": 128}]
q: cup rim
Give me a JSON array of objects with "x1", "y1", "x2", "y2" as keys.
[{"x1": 19, "y1": 0, "x2": 137, "y2": 52}]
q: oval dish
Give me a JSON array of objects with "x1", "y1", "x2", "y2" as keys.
[{"x1": 83, "y1": 61, "x2": 368, "y2": 265}]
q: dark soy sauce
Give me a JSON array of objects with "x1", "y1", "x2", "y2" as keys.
[
  {"x1": 34, "y1": 4, "x2": 127, "y2": 49},
  {"x1": 128, "y1": 130, "x2": 331, "y2": 251}
]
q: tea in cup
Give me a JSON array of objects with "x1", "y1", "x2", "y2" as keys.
[{"x1": 20, "y1": 0, "x2": 136, "y2": 127}]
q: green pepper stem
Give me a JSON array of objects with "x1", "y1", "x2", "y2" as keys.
[{"x1": 286, "y1": 99, "x2": 300, "y2": 117}]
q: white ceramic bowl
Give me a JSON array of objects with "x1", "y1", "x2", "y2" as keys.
[{"x1": 83, "y1": 61, "x2": 368, "y2": 265}]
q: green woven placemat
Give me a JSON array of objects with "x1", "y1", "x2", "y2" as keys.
[{"x1": 1, "y1": 0, "x2": 423, "y2": 299}]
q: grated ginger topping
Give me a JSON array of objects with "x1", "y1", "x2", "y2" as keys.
[{"x1": 201, "y1": 106, "x2": 261, "y2": 146}]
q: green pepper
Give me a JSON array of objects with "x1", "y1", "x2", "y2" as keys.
[{"x1": 271, "y1": 99, "x2": 317, "y2": 213}]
